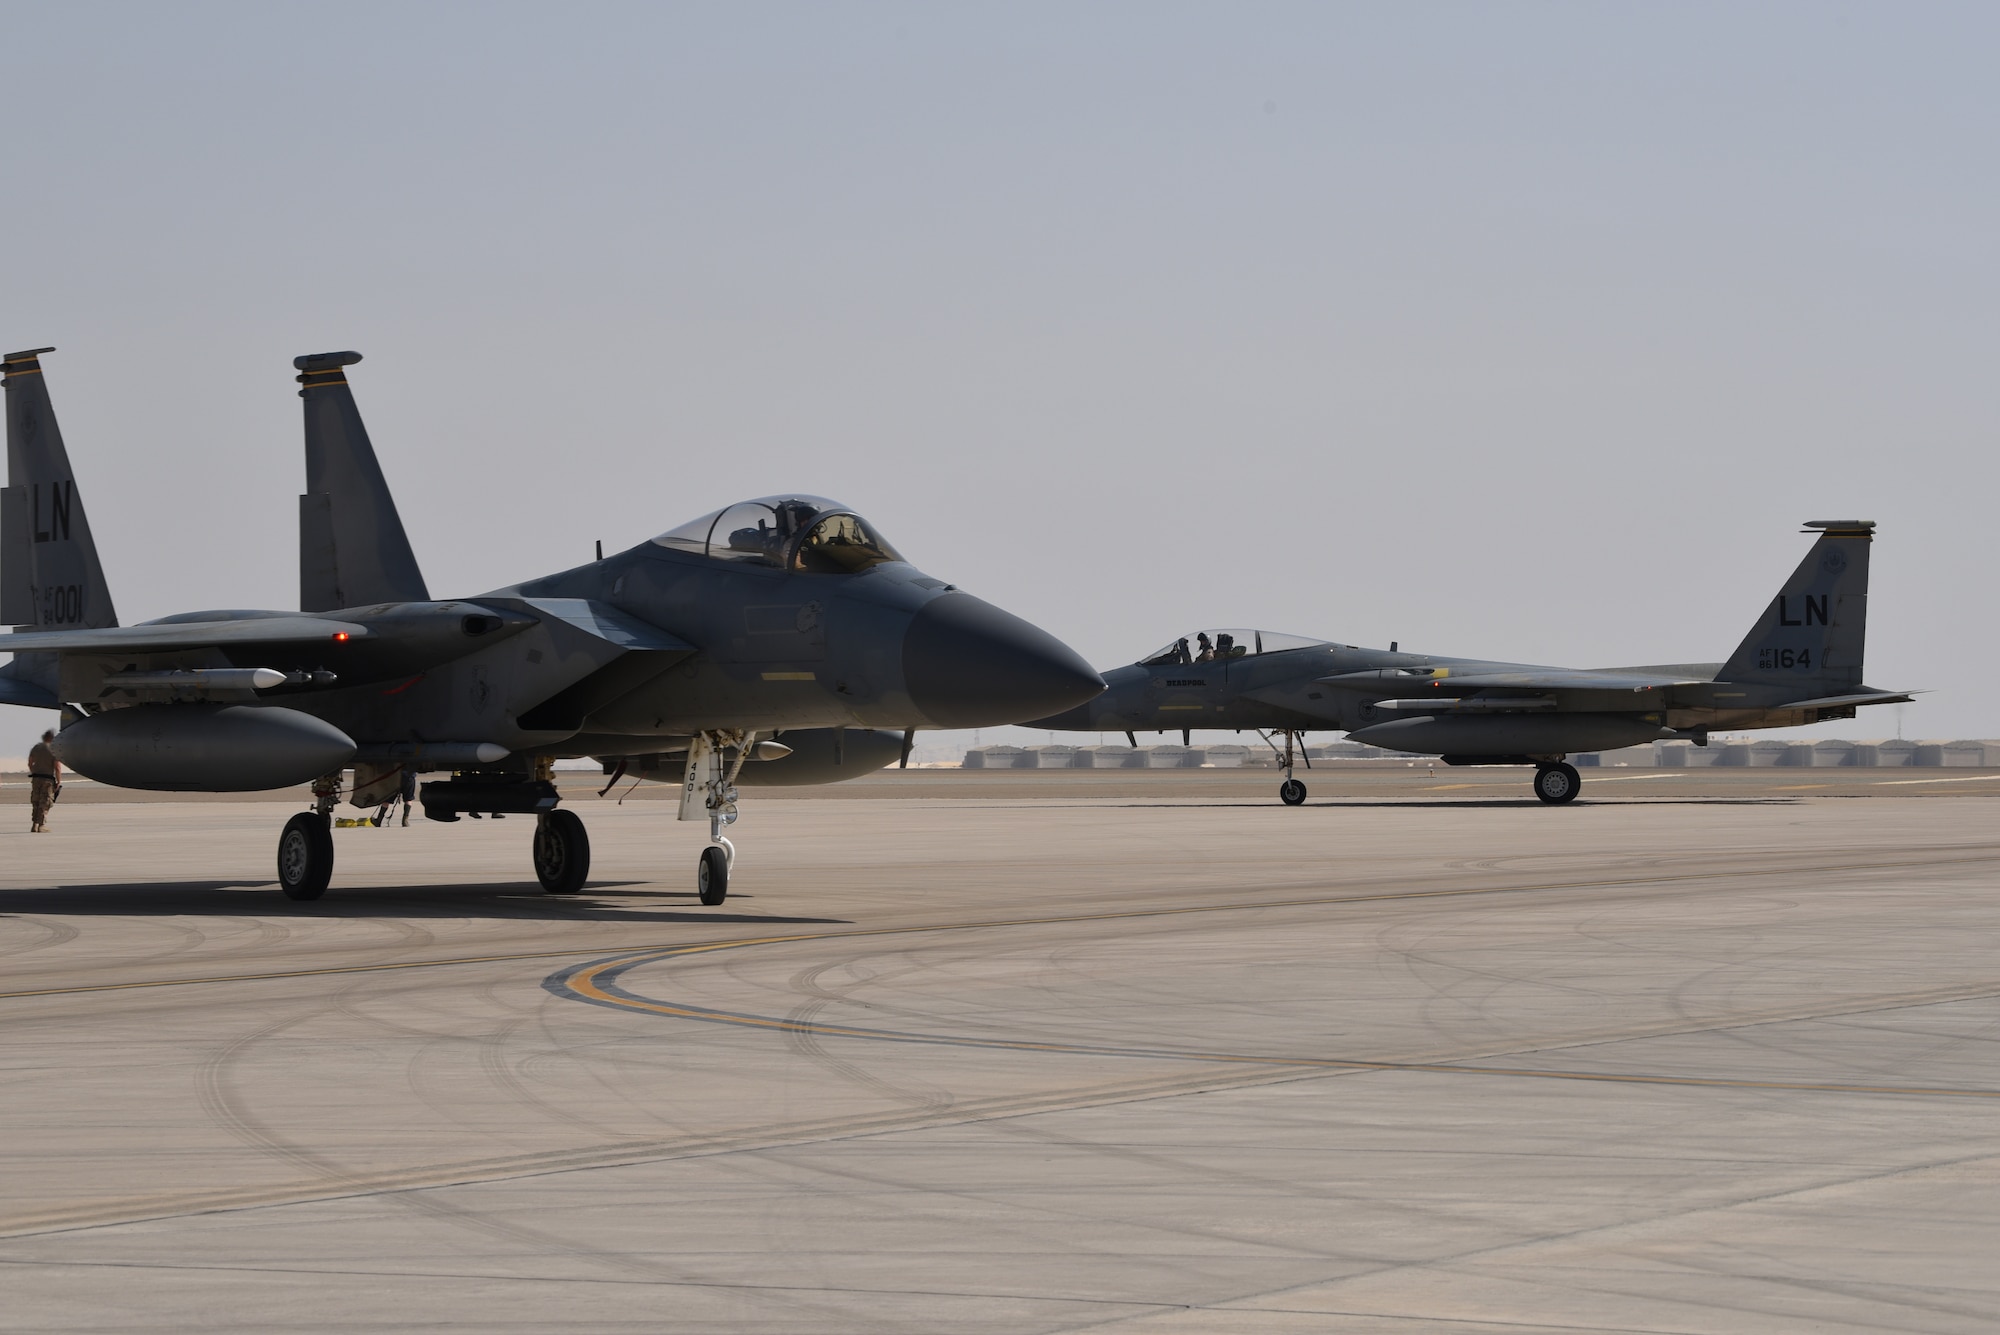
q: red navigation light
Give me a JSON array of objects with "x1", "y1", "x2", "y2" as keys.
[{"x1": 332, "y1": 631, "x2": 350, "y2": 642}]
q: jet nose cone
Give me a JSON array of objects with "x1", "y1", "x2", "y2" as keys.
[{"x1": 903, "y1": 593, "x2": 1103, "y2": 728}]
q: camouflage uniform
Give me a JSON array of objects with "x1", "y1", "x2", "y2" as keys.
[{"x1": 28, "y1": 739, "x2": 58, "y2": 832}]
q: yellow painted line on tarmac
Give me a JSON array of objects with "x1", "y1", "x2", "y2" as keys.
[{"x1": 1773, "y1": 784, "x2": 1830, "y2": 791}]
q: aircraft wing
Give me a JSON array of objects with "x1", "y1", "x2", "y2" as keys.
[
  {"x1": 1423, "y1": 670, "x2": 1703, "y2": 691},
  {"x1": 0, "y1": 616, "x2": 373, "y2": 654},
  {"x1": 1319, "y1": 668, "x2": 1703, "y2": 692},
  {"x1": 510, "y1": 599, "x2": 698, "y2": 733},
  {"x1": 520, "y1": 598, "x2": 695, "y2": 654}
]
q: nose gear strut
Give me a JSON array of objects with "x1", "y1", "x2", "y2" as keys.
[
  {"x1": 681, "y1": 731, "x2": 755, "y2": 904},
  {"x1": 1259, "y1": 729, "x2": 1311, "y2": 805}
]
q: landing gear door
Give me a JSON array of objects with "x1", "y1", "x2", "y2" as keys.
[{"x1": 679, "y1": 735, "x2": 720, "y2": 821}]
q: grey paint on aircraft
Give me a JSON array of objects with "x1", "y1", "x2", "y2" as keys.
[
  {"x1": 296, "y1": 352, "x2": 429, "y2": 613},
  {"x1": 0, "y1": 349, "x2": 1102, "y2": 896},
  {"x1": 1030, "y1": 524, "x2": 1909, "y2": 803}
]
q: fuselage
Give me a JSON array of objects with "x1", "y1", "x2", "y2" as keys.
[
  {"x1": 1036, "y1": 640, "x2": 1860, "y2": 744},
  {"x1": 155, "y1": 544, "x2": 1100, "y2": 759}
]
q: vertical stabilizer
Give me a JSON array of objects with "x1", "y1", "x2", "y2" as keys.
[
  {"x1": 295, "y1": 351, "x2": 429, "y2": 612},
  {"x1": 1719, "y1": 521, "x2": 1874, "y2": 691},
  {"x1": 2, "y1": 348, "x2": 117, "y2": 630}
]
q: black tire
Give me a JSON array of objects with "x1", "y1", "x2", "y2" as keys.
[
  {"x1": 1533, "y1": 763, "x2": 1582, "y2": 805},
  {"x1": 1279, "y1": 778, "x2": 1307, "y2": 806},
  {"x1": 533, "y1": 809, "x2": 590, "y2": 894},
  {"x1": 698, "y1": 845, "x2": 730, "y2": 905},
  {"x1": 277, "y1": 812, "x2": 334, "y2": 901}
]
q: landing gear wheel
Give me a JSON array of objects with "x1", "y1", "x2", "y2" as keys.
[
  {"x1": 277, "y1": 812, "x2": 334, "y2": 901},
  {"x1": 1279, "y1": 778, "x2": 1307, "y2": 806},
  {"x1": 1533, "y1": 763, "x2": 1581, "y2": 805},
  {"x1": 533, "y1": 809, "x2": 590, "y2": 894},
  {"x1": 698, "y1": 845, "x2": 730, "y2": 905}
]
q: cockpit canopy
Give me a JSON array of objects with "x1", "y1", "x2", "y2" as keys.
[
  {"x1": 1139, "y1": 629, "x2": 1325, "y2": 666},
  {"x1": 653, "y1": 496, "x2": 905, "y2": 573}
]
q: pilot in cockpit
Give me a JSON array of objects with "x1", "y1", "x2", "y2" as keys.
[
  {"x1": 726, "y1": 517, "x2": 780, "y2": 558},
  {"x1": 1195, "y1": 632, "x2": 1215, "y2": 663},
  {"x1": 727, "y1": 500, "x2": 815, "y2": 560}
]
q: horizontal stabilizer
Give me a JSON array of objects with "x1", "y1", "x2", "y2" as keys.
[
  {"x1": 0, "y1": 615, "x2": 371, "y2": 654},
  {"x1": 522, "y1": 598, "x2": 695, "y2": 653},
  {"x1": 0, "y1": 671, "x2": 60, "y2": 709},
  {"x1": 1775, "y1": 690, "x2": 1916, "y2": 711}
]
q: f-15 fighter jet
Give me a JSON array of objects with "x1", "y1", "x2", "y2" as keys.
[
  {"x1": 0, "y1": 348, "x2": 1101, "y2": 900},
  {"x1": 1030, "y1": 524, "x2": 1909, "y2": 805}
]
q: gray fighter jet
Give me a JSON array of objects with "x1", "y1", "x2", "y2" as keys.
[
  {"x1": 1030, "y1": 524, "x2": 1909, "y2": 805},
  {"x1": 0, "y1": 348, "x2": 1101, "y2": 900}
]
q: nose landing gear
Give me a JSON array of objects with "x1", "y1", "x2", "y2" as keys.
[
  {"x1": 682, "y1": 732, "x2": 751, "y2": 904},
  {"x1": 698, "y1": 842, "x2": 731, "y2": 905},
  {"x1": 1261, "y1": 729, "x2": 1311, "y2": 805},
  {"x1": 1533, "y1": 761, "x2": 1582, "y2": 804}
]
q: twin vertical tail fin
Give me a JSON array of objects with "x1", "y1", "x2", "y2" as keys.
[
  {"x1": 295, "y1": 351, "x2": 428, "y2": 612},
  {"x1": 1719, "y1": 521, "x2": 1874, "y2": 691},
  {"x1": 2, "y1": 348, "x2": 117, "y2": 631}
]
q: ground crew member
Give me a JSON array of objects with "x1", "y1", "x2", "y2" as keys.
[{"x1": 28, "y1": 728, "x2": 61, "y2": 833}]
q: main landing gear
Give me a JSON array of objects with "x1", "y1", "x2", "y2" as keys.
[
  {"x1": 277, "y1": 811, "x2": 334, "y2": 900},
  {"x1": 1262, "y1": 729, "x2": 1311, "y2": 806},
  {"x1": 533, "y1": 808, "x2": 590, "y2": 894},
  {"x1": 277, "y1": 771, "x2": 343, "y2": 901},
  {"x1": 1533, "y1": 761, "x2": 1582, "y2": 805},
  {"x1": 277, "y1": 760, "x2": 602, "y2": 902}
]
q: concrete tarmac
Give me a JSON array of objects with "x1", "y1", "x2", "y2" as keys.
[{"x1": 2, "y1": 771, "x2": 1998, "y2": 1331}]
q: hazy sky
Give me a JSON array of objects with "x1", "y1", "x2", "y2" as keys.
[{"x1": 4, "y1": 1, "x2": 1994, "y2": 759}]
